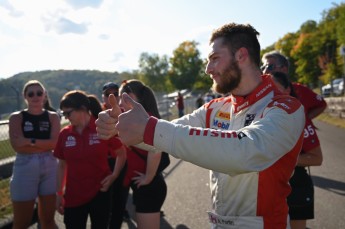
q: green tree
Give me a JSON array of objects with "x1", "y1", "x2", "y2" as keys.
[
  {"x1": 275, "y1": 33, "x2": 299, "y2": 82},
  {"x1": 315, "y1": 4, "x2": 345, "y2": 85},
  {"x1": 290, "y1": 21, "x2": 321, "y2": 86},
  {"x1": 138, "y1": 52, "x2": 169, "y2": 92},
  {"x1": 193, "y1": 59, "x2": 212, "y2": 91},
  {"x1": 168, "y1": 41, "x2": 203, "y2": 90}
]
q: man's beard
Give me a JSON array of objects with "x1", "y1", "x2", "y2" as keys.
[{"x1": 212, "y1": 59, "x2": 242, "y2": 95}]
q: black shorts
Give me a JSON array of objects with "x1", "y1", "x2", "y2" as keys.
[
  {"x1": 131, "y1": 174, "x2": 167, "y2": 213},
  {"x1": 288, "y1": 167, "x2": 314, "y2": 220}
]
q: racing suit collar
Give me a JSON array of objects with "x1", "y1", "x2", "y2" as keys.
[{"x1": 231, "y1": 75, "x2": 274, "y2": 113}]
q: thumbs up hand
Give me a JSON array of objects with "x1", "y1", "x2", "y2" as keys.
[
  {"x1": 116, "y1": 93, "x2": 150, "y2": 146},
  {"x1": 96, "y1": 94, "x2": 121, "y2": 140},
  {"x1": 107, "y1": 94, "x2": 122, "y2": 118}
]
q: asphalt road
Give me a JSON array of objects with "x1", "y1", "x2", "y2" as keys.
[{"x1": 34, "y1": 119, "x2": 345, "y2": 229}]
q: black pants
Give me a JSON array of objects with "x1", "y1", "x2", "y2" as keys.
[
  {"x1": 108, "y1": 158, "x2": 129, "y2": 229},
  {"x1": 287, "y1": 166, "x2": 314, "y2": 220},
  {"x1": 64, "y1": 191, "x2": 111, "y2": 229}
]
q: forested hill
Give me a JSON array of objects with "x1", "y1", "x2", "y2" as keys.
[{"x1": 0, "y1": 70, "x2": 135, "y2": 115}]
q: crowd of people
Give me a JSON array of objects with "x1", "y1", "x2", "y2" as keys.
[
  {"x1": 9, "y1": 79, "x2": 169, "y2": 229},
  {"x1": 8, "y1": 22, "x2": 327, "y2": 229}
]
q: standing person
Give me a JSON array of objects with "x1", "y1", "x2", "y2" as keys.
[
  {"x1": 54, "y1": 90, "x2": 126, "y2": 229},
  {"x1": 96, "y1": 23, "x2": 305, "y2": 229},
  {"x1": 9, "y1": 80, "x2": 60, "y2": 229},
  {"x1": 261, "y1": 50, "x2": 327, "y2": 120},
  {"x1": 195, "y1": 95, "x2": 204, "y2": 108},
  {"x1": 117, "y1": 79, "x2": 168, "y2": 229},
  {"x1": 271, "y1": 72, "x2": 323, "y2": 229},
  {"x1": 176, "y1": 92, "x2": 184, "y2": 117},
  {"x1": 100, "y1": 82, "x2": 130, "y2": 229},
  {"x1": 102, "y1": 82, "x2": 119, "y2": 109}
]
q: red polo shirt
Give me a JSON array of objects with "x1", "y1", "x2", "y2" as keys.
[
  {"x1": 54, "y1": 116, "x2": 123, "y2": 207},
  {"x1": 293, "y1": 82, "x2": 326, "y2": 115}
]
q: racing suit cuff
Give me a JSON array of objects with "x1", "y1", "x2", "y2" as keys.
[{"x1": 143, "y1": 116, "x2": 158, "y2": 146}]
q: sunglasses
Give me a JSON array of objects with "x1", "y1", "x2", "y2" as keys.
[
  {"x1": 260, "y1": 64, "x2": 282, "y2": 72},
  {"x1": 62, "y1": 109, "x2": 74, "y2": 118},
  {"x1": 104, "y1": 92, "x2": 119, "y2": 97},
  {"x1": 27, "y1": 91, "x2": 44, "y2": 98}
]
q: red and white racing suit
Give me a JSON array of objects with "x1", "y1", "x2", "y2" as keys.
[{"x1": 143, "y1": 75, "x2": 305, "y2": 229}]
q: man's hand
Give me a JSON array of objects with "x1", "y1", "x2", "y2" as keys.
[
  {"x1": 96, "y1": 94, "x2": 121, "y2": 139},
  {"x1": 116, "y1": 93, "x2": 150, "y2": 146}
]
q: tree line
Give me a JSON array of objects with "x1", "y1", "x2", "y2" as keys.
[
  {"x1": 1, "y1": 3, "x2": 344, "y2": 115},
  {"x1": 261, "y1": 3, "x2": 345, "y2": 87}
]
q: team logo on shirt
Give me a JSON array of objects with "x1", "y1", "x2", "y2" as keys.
[
  {"x1": 39, "y1": 121, "x2": 50, "y2": 131},
  {"x1": 244, "y1": 114, "x2": 256, "y2": 126},
  {"x1": 23, "y1": 121, "x2": 33, "y2": 132},
  {"x1": 216, "y1": 111, "x2": 230, "y2": 120},
  {"x1": 213, "y1": 110, "x2": 230, "y2": 129},
  {"x1": 213, "y1": 120, "x2": 230, "y2": 129},
  {"x1": 89, "y1": 133, "x2": 100, "y2": 145},
  {"x1": 65, "y1": 135, "x2": 76, "y2": 147}
]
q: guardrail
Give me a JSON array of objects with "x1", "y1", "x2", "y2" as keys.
[
  {"x1": 0, "y1": 121, "x2": 15, "y2": 228},
  {"x1": 324, "y1": 97, "x2": 345, "y2": 118}
]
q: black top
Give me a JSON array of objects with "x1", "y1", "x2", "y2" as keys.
[{"x1": 21, "y1": 110, "x2": 51, "y2": 139}]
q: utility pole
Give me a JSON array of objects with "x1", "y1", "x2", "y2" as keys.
[{"x1": 10, "y1": 85, "x2": 21, "y2": 111}]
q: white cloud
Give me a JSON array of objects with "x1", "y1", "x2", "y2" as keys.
[
  {"x1": 64, "y1": 0, "x2": 104, "y2": 10},
  {"x1": 0, "y1": 0, "x2": 342, "y2": 78},
  {"x1": 43, "y1": 16, "x2": 89, "y2": 34}
]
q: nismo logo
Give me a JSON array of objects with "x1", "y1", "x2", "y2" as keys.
[{"x1": 189, "y1": 128, "x2": 237, "y2": 138}]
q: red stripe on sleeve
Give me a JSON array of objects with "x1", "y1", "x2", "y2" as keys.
[{"x1": 143, "y1": 116, "x2": 158, "y2": 145}]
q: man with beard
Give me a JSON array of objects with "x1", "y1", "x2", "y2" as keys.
[{"x1": 96, "y1": 23, "x2": 305, "y2": 229}]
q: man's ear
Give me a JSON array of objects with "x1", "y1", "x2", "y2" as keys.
[{"x1": 235, "y1": 47, "x2": 248, "y2": 62}]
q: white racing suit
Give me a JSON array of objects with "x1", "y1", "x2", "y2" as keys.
[{"x1": 142, "y1": 75, "x2": 305, "y2": 229}]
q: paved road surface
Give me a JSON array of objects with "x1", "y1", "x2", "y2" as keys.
[{"x1": 31, "y1": 120, "x2": 345, "y2": 229}]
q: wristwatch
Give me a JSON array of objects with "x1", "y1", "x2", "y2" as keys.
[{"x1": 30, "y1": 138, "x2": 36, "y2": 146}]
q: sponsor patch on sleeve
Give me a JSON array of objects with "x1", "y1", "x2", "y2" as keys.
[{"x1": 268, "y1": 95, "x2": 302, "y2": 114}]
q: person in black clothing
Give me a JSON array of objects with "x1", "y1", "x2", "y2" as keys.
[
  {"x1": 101, "y1": 82, "x2": 130, "y2": 229},
  {"x1": 9, "y1": 80, "x2": 61, "y2": 229}
]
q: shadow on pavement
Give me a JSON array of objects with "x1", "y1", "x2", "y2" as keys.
[{"x1": 312, "y1": 175, "x2": 345, "y2": 196}]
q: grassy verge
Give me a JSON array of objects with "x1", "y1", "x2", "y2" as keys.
[
  {"x1": 0, "y1": 140, "x2": 15, "y2": 160},
  {"x1": 316, "y1": 113, "x2": 345, "y2": 129},
  {"x1": 0, "y1": 178, "x2": 12, "y2": 219}
]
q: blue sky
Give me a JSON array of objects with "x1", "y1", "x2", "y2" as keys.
[{"x1": 0, "y1": 0, "x2": 343, "y2": 78}]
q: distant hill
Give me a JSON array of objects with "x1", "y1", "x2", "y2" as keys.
[{"x1": 0, "y1": 70, "x2": 137, "y2": 116}]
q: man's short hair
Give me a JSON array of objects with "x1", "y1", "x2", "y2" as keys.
[
  {"x1": 262, "y1": 51, "x2": 289, "y2": 69},
  {"x1": 210, "y1": 23, "x2": 261, "y2": 67},
  {"x1": 102, "y1": 82, "x2": 119, "y2": 93}
]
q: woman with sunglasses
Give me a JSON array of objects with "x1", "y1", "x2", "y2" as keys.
[
  {"x1": 54, "y1": 90, "x2": 126, "y2": 229},
  {"x1": 9, "y1": 80, "x2": 61, "y2": 229}
]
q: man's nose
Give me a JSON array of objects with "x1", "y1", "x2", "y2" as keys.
[{"x1": 205, "y1": 62, "x2": 212, "y2": 75}]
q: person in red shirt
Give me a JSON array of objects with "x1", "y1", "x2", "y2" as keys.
[
  {"x1": 176, "y1": 92, "x2": 184, "y2": 117},
  {"x1": 261, "y1": 51, "x2": 327, "y2": 120},
  {"x1": 54, "y1": 90, "x2": 126, "y2": 229},
  {"x1": 271, "y1": 72, "x2": 323, "y2": 229},
  {"x1": 118, "y1": 80, "x2": 168, "y2": 229}
]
